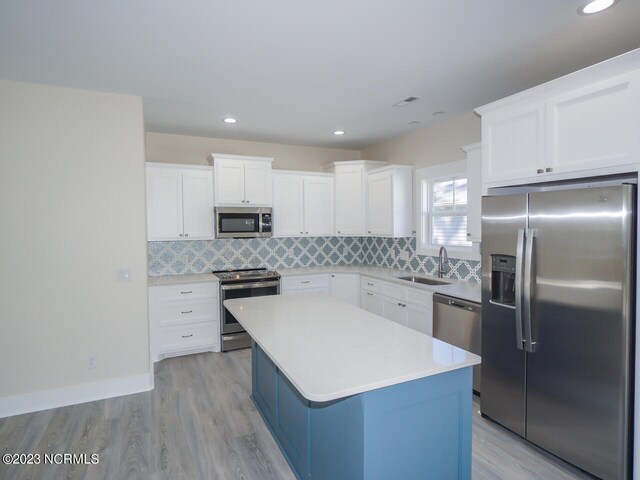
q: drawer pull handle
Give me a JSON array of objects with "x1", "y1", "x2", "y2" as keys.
[
  {"x1": 181, "y1": 334, "x2": 193, "y2": 338},
  {"x1": 367, "y1": 292, "x2": 373, "y2": 296},
  {"x1": 181, "y1": 310, "x2": 193, "y2": 314},
  {"x1": 301, "y1": 281, "x2": 310, "y2": 284},
  {"x1": 180, "y1": 291, "x2": 192, "y2": 294},
  {"x1": 367, "y1": 282, "x2": 374, "y2": 286}
]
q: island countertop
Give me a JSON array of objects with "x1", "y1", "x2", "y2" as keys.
[{"x1": 224, "y1": 294, "x2": 480, "y2": 402}]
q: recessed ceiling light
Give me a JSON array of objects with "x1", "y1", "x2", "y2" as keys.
[
  {"x1": 409, "y1": 121, "x2": 421, "y2": 125},
  {"x1": 333, "y1": 130, "x2": 345, "y2": 135},
  {"x1": 432, "y1": 111, "x2": 445, "y2": 116},
  {"x1": 223, "y1": 117, "x2": 237, "y2": 124},
  {"x1": 579, "y1": 0, "x2": 617, "y2": 15}
]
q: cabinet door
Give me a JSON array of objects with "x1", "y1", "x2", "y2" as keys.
[
  {"x1": 215, "y1": 158, "x2": 245, "y2": 205},
  {"x1": 361, "y1": 290, "x2": 383, "y2": 316},
  {"x1": 273, "y1": 174, "x2": 304, "y2": 236},
  {"x1": 146, "y1": 166, "x2": 184, "y2": 240},
  {"x1": 303, "y1": 177, "x2": 334, "y2": 236},
  {"x1": 406, "y1": 303, "x2": 432, "y2": 335},
  {"x1": 465, "y1": 144, "x2": 482, "y2": 242},
  {"x1": 547, "y1": 71, "x2": 640, "y2": 175},
  {"x1": 335, "y1": 166, "x2": 365, "y2": 235},
  {"x1": 330, "y1": 274, "x2": 359, "y2": 306},
  {"x1": 252, "y1": 343, "x2": 278, "y2": 428},
  {"x1": 182, "y1": 169, "x2": 214, "y2": 239},
  {"x1": 244, "y1": 160, "x2": 272, "y2": 205},
  {"x1": 367, "y1": 171, "x2": 393, "y2": 235},
  {"x1": 382, "y1": 298, "x2": 406, "y2": 326},
  {"x1": 482, "y1": 102, "x2": 544, "y2": 185}
]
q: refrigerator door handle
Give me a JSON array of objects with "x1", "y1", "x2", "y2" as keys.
[
  {"x1": 523, "y1": 228, "x2": 537, "y2": 353},
  {"x1": 514, "y1": 228, "x2": 525, "y2": 350}
]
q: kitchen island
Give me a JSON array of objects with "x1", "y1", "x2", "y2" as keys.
[{"x1": 224, "y1": 294, "x2": 480, "y2": 480}]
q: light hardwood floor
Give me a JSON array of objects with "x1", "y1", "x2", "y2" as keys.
[{"x1": 1, "y1": 350, "x2": 591, "y2": 480}]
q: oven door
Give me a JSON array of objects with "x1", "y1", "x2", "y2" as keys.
[
  {"x1": 220, "y1": 280, "x2": 280, "y2": 334},
  {"x1": 216, "y1": 209, "x2": 261, "y2": 238}
]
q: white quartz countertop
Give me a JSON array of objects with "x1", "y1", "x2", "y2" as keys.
[
  {"x1": 224, "y1": 294, "x2": 481, "y2": 402},
  {"x1": 278, "y1": 265, "x2": 481, "y2": 303},
  {"x1": 149, "y1": 265, "x2": 481, "y2": 303}
]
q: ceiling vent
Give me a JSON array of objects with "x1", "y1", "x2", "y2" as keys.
[{"x1": 393, "y1": 96, "x2": 420, "y2": 107}]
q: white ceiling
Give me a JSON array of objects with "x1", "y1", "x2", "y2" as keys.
[{"x1": 1, "y1": 0, "x2": 639, "y2": 149}]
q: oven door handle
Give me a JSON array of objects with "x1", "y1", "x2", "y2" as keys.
[{"x1": 221, "y1": 280, "x2": 281, "y2": 291}]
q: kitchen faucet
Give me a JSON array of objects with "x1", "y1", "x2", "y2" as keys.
[{"x1": 438, "y1": 246, "x2": 449, "y2": 278}]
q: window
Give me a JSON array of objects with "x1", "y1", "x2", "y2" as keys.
[
  {"x1": 429, "y1": 176, "x2": 471, "y2": 247},
  {"x1": 416, "y1": 160, "x2": 478, "y2": 259}
]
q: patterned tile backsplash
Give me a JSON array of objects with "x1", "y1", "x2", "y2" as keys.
[{"x1": 148, "y1": 236, "x2": 481, "y2": 283}]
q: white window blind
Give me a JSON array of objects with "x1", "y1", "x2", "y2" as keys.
[{"x1": 429, "y1": 177, "x2": 471, "y2": 247}]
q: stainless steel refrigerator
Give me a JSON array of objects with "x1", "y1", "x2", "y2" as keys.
[{"x1": 481, "y1": 179, "x2": 635, "y2": 480}]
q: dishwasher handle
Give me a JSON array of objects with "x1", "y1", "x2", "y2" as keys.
[{"x1": 433, "y1": 293, "x2": 480, "y2": 314}]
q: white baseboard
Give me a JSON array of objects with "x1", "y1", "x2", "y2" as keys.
[{"x1": 0, "y1": 373, "x2": 154, "y2": 419}]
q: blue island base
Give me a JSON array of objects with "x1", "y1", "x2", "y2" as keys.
[{"x1": 251, "y1": 341, "x2": 473, "y2": 480}]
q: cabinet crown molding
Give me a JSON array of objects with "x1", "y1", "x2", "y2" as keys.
[
  {"x1": 475, "y1": 48, "x2": 640, "y2": 116},
  {"x1": 207, "y1": 153, "x2": 274, "y2": 164}
]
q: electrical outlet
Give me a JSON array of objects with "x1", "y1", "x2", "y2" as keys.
[
  {"x1": 181, "y1": 254, "x2": 189, "y2": 264},
  {"x1": 117, "y1": 268, "x2": 132, "y2": 282},
  {"x1": 399, "y1": 250, "x2": 410, "y2": 261},
  {"x1": 88, "y1": 356, "x2": 97, "y2": 369}
]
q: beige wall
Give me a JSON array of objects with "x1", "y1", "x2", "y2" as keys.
[
  {"x1": 146, "y1": 132, "x2": 361, "y2": 171},
  {"x1": 0, "y1": 80, "x2": 150, "y2": 401},
  {"x1": 362, "y1": 112, "x2": 480, "y2": 167}
]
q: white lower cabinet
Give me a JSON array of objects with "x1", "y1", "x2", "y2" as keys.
[
  {"x1": 330, "y1": 273, "x2": 360, "y2": 306},
  {"x1": 360, "y1": 276, "x2": 433, "y2": 335},
  {"x1": 281, "y1": 274, "x2": 330, "y2": 294},
  {"x1": 360, "y1": 290, "x2": 383, "y2": 316},
  {"x1": 149, "y1": 282, "x2": 220, "y2": 361}
]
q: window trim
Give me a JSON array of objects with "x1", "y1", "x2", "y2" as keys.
[{"x1": 415, "y1": 160, "x2": 480, "y2": 260}]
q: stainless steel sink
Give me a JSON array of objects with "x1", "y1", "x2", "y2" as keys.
[{"x1": 397, "y1": 276, "x2": 451, "y2": 286}]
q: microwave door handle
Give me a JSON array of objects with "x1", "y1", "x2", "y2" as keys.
[
  {"x1": 514, "y1": 228, "x2": 525, "y2": 351},
  {"x1": 523, "y1": 228, "x2": 537, "y2": 353}
]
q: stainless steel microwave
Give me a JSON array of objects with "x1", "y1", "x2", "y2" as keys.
[{"x1": 215, "y1": 207, "x2": 272, "y2": 238}]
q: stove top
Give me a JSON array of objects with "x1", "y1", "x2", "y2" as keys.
[{"x1": 213, "y1": 268, "x2": 280, "y2": 283}]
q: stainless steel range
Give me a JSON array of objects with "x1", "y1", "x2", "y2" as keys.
[{"x1": 214, "y1": 268, "x2": 280, "y2": 351}]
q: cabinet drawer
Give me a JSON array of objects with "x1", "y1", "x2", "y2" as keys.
[
  {"x1": 406, "y1": 288, "x2": 433, "y2": 308},
  {"x1": 360, "y1": 276, "x2": 382, "y2": 293},
  {"x1": 153, "y1": 297, "x2": 217, "y2": 327},
  {"x1": 150, "y1": 282, "x2": 218, "y2": 303},
  {"x1": 382, "y1": 281, "x2": 405, "y2": 300},
  {"x1": 282, "y1": 274, "x2": 329, "y2": 291},
  {"x1": 155, "y1": 322, "x2": 217, "y2": 352}
]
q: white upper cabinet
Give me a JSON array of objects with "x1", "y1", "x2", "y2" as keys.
[
  {"x1": 481, "y1": 102, "x2": 544, "y2": 185},
  {"x1": 334, "y1": 164, "x2": 365, "y2": 235},
  {"x1": 146, "y1": 163, "x2": 214, "y2": 241},
  {"x1": 330, "y1": 160, "x2": 386, "y2": 236},
  {"x1": 244, "y1": 159, "x2": 272, "y2": 205},
  {"x1": 477, "y1": 50, "x2": 640, "y2": 191},
  {"x1": 272, "y1": 171, "x2": 333, "y2": 237},
  {"x1": 272, "y1": 173, "x2": 304, "y2": 236},
  {"x1": 366, "y1": 165, "x2": 413, "y2": 237},
  {"x1": 303, "y1": 176, "x2": 334, "y2": 236},
  {"x1": 209, "y1": 154, "x2": 273, "y2": 206},
  {"x1": 462, "y1": 143, "x2": 482, "y2": 243},
  {"x1": 547, "y1": 72, "x2": 640, "y2": 175}
]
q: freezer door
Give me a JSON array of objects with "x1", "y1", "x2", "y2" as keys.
[
  {"x1": 526, "y1": 185, "x2": 634, "y2": 480},
  {"x1": 480, "y1": 194, "x2": 528, "y2": 436}
]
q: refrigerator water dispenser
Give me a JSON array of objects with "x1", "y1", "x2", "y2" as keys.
[{"x1": 491, "y1": 255, "x2": 516, "y2": 305}]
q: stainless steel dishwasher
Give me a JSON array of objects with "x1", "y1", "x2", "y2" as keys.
[{"x1": 432, "y1": 293, "x2": 481, "y2": 394}]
